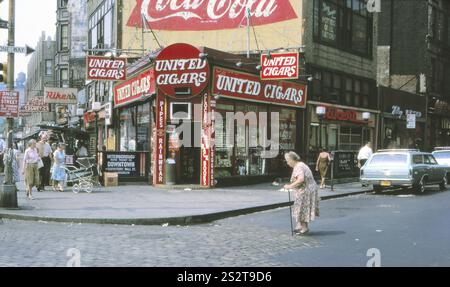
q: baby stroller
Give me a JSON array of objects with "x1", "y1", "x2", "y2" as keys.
[{"x1": 64, "y1": 157, "x2": 100, "y2": 194}]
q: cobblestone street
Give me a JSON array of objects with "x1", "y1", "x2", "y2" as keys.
[{"x1": 2, "y1": 189, "x2": 450, "y2": 267}]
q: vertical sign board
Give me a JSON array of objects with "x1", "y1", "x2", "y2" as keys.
[
  {"x1": 0, "y1": 91, "x2": 19, "y2": 117},
  {"x1": 201, "y1": 92, "x2": 211, "y2": 187},
  {"x1": 153, "y1": 94, "x2": 166, "y2": 185},
  {"x1": 210, "y1": 99, "x2": 216, "y2": 187}
]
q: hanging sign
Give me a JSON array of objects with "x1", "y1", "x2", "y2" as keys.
[
  {"x1": 86, "y1": 56, "x2": 127, "y2": 81},
  {"x1": 0, "y1": 91, "x2": 19, "y2": 117},
  {"x1": 44, "y1": 87, "x2": 78, "y2": 104},
  {"x1": 114, "y1": 69, "x2": 156, "y2": 107},
  {"x1": 260, "y1": 52, "x2": 299, "y2": 80},
  {"x1": 155, "y1": 43, "x2": 209, "y2": 98}
]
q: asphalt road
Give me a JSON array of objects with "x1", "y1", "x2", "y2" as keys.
[{"x1": 1, "y1": 187, "x2": 450, "y2": 267}]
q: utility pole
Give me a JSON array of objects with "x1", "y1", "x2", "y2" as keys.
[
  {"x1": 0, "y1": 0, "x2": 18, "y2": 208},
  {"x1": 246, "y1": 8, "x2": 250, "y2": 59}
]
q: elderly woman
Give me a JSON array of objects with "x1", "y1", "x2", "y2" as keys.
[
  {"x1": 51, "y1": 143, "x2": 67, "y2": 192},
  {"x1": 284, "y1": 151, "x2": 320, "y2": 235},
  {"x1": 22, "y1": 139, "x2": 40, "y2": 200}
]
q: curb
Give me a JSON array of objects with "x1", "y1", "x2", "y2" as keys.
[{"x1": 0, "y1": 190, "x2": 372, "y2": 226}]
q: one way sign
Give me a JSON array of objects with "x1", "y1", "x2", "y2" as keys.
[{"x1": 0, "y1": 45, "x2": 35, "y2": 56}]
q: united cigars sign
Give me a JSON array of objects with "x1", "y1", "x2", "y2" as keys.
[
  {"x1": 114, "y1": 69, "x2": 156, "y2": 107},
  {"x1": 44, "y1": 87, "x2": 78, "y2": 104},
  {"x1": 260, "y1": 52, "x2": 299, "y2": 80},
  {"x1": 212, "y1": 67, "x2": 307, "y2": 108},
  {"x1": 155, "y1": 43, "x2": 209, "y2": 98},
  {"x1": 86, "y1": 56, "x2": 127, "y2": 81},
  {"x1": 0, "y1": 91, "x2": 19, "y2": 117}
]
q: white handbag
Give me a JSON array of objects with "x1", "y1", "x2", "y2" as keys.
[{"x1": 37, "y1": 158, "x2": 44, "y2": 169}]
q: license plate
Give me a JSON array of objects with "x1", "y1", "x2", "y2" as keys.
[{"x1": 380, "y1": 180, "x2": 391, "y2": 187}]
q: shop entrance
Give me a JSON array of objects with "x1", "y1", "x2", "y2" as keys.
[{"x1": 167, "y1": 102, "x2": 201, "y2": 184}]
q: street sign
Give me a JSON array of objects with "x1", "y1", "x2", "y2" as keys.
[
  {"x1": 0, "y1": 90, "x2": 19, "y2": 118},
  {"x1": 0, "y1": 45, "x2": 35, "y2": 56},
  {"x1": 407, "y1": 113, "x2": 416, "y2": 129},
  {"x1": 0, "y1": 19, "x2": 8, "y2": 29}
]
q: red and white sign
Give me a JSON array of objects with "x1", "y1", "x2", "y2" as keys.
[
  {"x1": 114, "y1": 69, "x2": 156, "y2": 107},
  {"x1": 128, "y1": 0, "x2": 298, "y2": 31},
  {"x1": 155, "y1": 43, "x2": 209, "y2": 98},
  {"x1": 322, "y1": 107, "x2": 372, "y2": 125},
  {"x1": 201, "y1": 92, "x2": 211, "y2": 187},
  {"x1": 0, "y1": 91, "x2": 19, "y2": 117},
  {"x1": 44, "y1": 87, "x2": 78, "y2": 104},
  {"x1": 260, "y1": 52, "x2": 299, "y2": 80},
  {"x1": 213, "y1": 67, "x2": 307, "y2": 108},
  {"x1": 86, "y1": 56, "x2": 127, "y2": 81},
  {"x1": 153, "y1": 94, "x2": 166, "y2": 185},
  {"x1": 19, "y1": 96, "x2": 49, "y2": 115},
  {"x1": 210, "y1": 99, "x2": 216, "y2": 187}
]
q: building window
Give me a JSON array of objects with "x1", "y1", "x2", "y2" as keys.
[
  {"x1": 60, "y1": 68, "x2": 68, "y2": 87},
  {"x1": 45, "y1": 60, "x2": 52, "y2": 75},
  {"x1": 88, "y1": 0, "x2": 115, "y2": 49},
  {"x1": 313, "y1": 0, "x2": 373, "y2": 56},
  {"x1": 312, "y1": 67, "x2": 372, "y2": 108},
  {"x1": 60, "y1": 0, "x2": 68, "y2": 8},
  {"x1": 61, "y1": 25, "x2": 69, "y2": 50}
]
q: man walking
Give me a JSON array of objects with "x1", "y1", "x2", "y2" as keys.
[
  {"x1": 358, "y1": 142, "x2": 373, "y2": 187},
  {"x1": 36, "y1": 134, "x2": 53, "y2": 192}
]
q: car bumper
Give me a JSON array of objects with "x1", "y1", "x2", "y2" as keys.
[{"x1": 360, "y1": 178, "x2": 414, "y2": 187}]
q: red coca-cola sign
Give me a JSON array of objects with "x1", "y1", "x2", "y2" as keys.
[
  {"x1": 155, "y1": 43, "x2": 209, "y2": 98},
  {"x1": 127, "y1": 0, "x2": 298, "y2": 31}
]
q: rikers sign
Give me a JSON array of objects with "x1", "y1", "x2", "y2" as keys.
[
  {"x1": 155, "y1": 43, "x2": 209, "y2": 98},
  {"x1": 128, "y1": 0, "x2": 297, "y2": 31}
]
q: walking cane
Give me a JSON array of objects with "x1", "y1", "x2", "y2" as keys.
[{"x1": 288, "y1": 189, "x2": 294, "y2": 236}]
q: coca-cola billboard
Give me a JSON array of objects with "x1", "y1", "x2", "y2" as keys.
[
  {"x1": 127, "y1": 0, "x2": 297, "y2": 31},
  {"x1": 122, "y1": 0, "x2": 301, "y2": 53},
  {"x1": 155, "y1": 43, "x2": 209, "y2": 98}
]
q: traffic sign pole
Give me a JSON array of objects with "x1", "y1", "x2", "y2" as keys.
[{"x1": 0, "y1": 0, "x2": 18, "y2": 208}]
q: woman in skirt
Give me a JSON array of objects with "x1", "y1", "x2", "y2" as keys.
[{"x1": 22, "y1": 139, "x2": 40, "y2": 200}]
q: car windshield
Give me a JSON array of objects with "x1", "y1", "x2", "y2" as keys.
[
  {"x1": 433, "y1": 152, "x2": 450, "y2": 160},
  {"x1": 369, "y1": 154, "x2": 408, "y2": 165}
]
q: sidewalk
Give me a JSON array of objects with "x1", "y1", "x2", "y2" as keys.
[{"x1": 0, "y1": 180, "x2": 372, "y2": 225}]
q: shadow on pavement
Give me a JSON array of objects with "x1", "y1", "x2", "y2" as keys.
[{"x1": 306, "y1": 230, "x2": 346, "y2": 237}]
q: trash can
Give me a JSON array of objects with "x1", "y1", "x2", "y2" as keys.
[{"x1": 165, "y1": 158, "x2": 177, "y2": 185}]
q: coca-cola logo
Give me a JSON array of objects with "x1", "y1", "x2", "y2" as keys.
[
  {"x1": 155, "y1": 43, "x2": 209, "y2": 97},
  {"x1": 127, "y1": 0, "x2": 298, "y2": 31}
]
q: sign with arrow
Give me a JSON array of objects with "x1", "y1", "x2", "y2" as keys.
[{"x1": 0, "y1": 45, "x2": 35, "y2": 56}]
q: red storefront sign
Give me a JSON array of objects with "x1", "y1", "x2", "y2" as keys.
[
  {"x1": 44, "y1": 87, "x2": 78, "y2": 104},
  {"x1": 323, "y1": 107, "x2": 369, "y2": 125},
  {"x1": 260, "y1": 52, "x2": 299, "y2": 80},
  {"x1": 128, "y1": 0, "x2": 297, "y2": 31},
  {"x1": 153, "y1": 94, "x2": 166, "y2": 185},
  {"x1": 0, "y1": 91, "x2": 19, "y2": 117},
  {"x1": 212, "y1": 67, "x2": 307, "y2": 108},
  {"x1": 155, "y1": 43, "x2": 209, "y2": 98},
  {"x1": 86, "y1": 56, "x2": 127, "y2": 81},
  {"x1": 114, "y1": 69, "x2": 156, "y2": 107}
]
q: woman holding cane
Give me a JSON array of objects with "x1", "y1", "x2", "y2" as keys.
[{"x1": 284, "y1": 152, "x2": 320, "y2": 235}]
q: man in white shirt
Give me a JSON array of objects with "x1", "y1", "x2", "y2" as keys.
[
  {"x1": 358, "y1": 142, "x2": 373, "y2": 187},
  {"x1": 357, "y1": 142, "x2": 373, "y2": 168},
  {"x1": 36, "y1": 134, "x2": 53, "y2": 191}
]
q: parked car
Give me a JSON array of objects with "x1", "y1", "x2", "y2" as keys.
[
  {"x1": 360, "y1": 149, "x2": 448, "y2": 193},
  {"x1": 432, "y1": 147, "x2": 450, "y2": 167}
]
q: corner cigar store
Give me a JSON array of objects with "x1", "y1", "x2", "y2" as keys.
[{"x1": 112, "y1": 43, "x2": 308, "y2": 187}]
